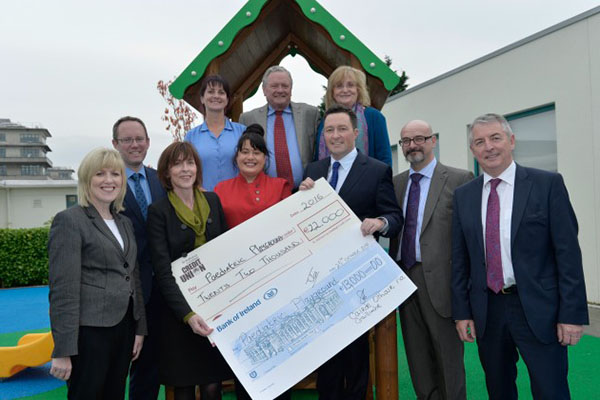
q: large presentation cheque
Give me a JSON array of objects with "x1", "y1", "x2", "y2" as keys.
[{"x1": 171, "y1": 178, "x2": 416, "y2": 399}]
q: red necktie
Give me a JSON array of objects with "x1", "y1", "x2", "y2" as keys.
[
  {"x1": 274, "y1": 111, "x2": 293, "y2": 186},
  {"x1": 486, "y1": 178, "x2": 504, "y2": 293}
]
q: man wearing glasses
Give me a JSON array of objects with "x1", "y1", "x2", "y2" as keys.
[
  {"x1": 389, "y1": 120, "x2": 472, "y2": 399},
  {"x1": 112, "y1": 116, "x2": 166, "y2": 400}
]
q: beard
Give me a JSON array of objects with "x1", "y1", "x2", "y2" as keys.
[{"x1": 404, "y1": 149, "x2": 424, "y2": 164}]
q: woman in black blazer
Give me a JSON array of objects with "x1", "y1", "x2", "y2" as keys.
[
  {"x1": 147, "y1": 142, "x2": 232, "y2": 400},
  {"x1": 48, "y1": 148, "x2": 146, "y2": 399}
]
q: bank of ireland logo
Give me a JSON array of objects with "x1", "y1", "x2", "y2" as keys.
[
  {"x1": 263, "y1": 288, "x2": 278, "y2": 300},
  {"x1": 249, "y1": 370, "x2": 257, "y2": 379}
]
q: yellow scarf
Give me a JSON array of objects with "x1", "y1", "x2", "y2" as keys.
[{"x1": 167, "y1": 188, "x2": 210, "y2": 248}]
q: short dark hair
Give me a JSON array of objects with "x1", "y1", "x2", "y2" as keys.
[
  {"x1": 112, "y1": 116, "x2": 148, "y2": 141},
  {"x1": 323, "y1": 104, "x2": 358, "y2": 130},
  {"x1": 233, "y1": 124, "x2": 270, "y2": 171},
  {"x1": 198, "y1": 75, "x2": 231, "y2": 116},
  {"x1": 157, "y1": 142, "x2": 203, "y2": 191}
]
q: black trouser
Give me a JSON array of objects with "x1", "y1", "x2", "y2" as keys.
[{"x1": 68, "y1": 301, "x2": 135, "y2": 400}]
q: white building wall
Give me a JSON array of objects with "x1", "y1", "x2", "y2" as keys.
[
  {"x1": 383, "y1": 10, "x2": 600, "y2": 303},
  {"x1": 0, "y1": 186, "x2": 77, "y2": 228}
]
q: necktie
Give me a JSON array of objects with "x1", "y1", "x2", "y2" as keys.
[
  {"x1": 274, "y1": 111, "x2": 294, "y2": 186},
  {"x1": 131, "y1": 173, "x2": 148, "y2": 220},
  {"x1": 486, "y1": 178, "x2": 504, "y2": 293},
  {"x1": 400, "y1": 173, "x2": 423, "y2": 269},
  {"x1": 329, "y1": 161, "x2": 341, "y2": 190}
]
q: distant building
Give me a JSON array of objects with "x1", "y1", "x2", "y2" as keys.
[
  {"x1": 0, "y1": 118, "x2": 77, "y2": 227},
  {"x1": 0, "y1": 180, "x2": 78, "y2": 228},
  {"x1": 0, "y1": 118, "x2": 74, "y2": 180}
]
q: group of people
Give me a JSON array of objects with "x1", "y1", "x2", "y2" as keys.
[{"x1": 47, "y1": 63, "x2": 588, "y2": 400}]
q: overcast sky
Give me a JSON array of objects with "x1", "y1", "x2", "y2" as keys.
[{"x1": 1, "y1": 0, "x2": 598, "y2": 172}]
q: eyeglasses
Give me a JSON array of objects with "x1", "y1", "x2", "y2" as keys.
[
  {"x1": 399, "y1": 135, "x2": 433, "y2": 147},
  {"x1": 116, "y1": 137, "x2": 147, "y2": 145}
]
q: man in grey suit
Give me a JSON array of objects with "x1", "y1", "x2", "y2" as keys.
[
  {"x1": 389, "y1": 120, "x2": 473, "y2": 400},
  {"x1": 239, "y1": 65, "x2": 319, "y2": 188}
]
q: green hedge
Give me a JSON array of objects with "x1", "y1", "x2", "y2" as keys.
[{"x1": 0, "y1": 227, "x2": 49, "y2": 288}]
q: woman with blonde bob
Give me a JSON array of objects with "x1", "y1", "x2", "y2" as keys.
[
  {"x1": 48, "y1": 148, "x2": 146, "y2": 399},
  {"x1": 315, "y1": 65, "x2": 393, "y2": 166}
]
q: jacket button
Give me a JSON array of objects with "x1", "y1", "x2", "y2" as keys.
[
  {"x1": 124, "y1": 262, "x2": 129, "y2": 269},
  {"x1": 181, "y1": 252, "x2": 188, "y2": 258},
  {"x1": 181, "y1": 224, "x2": 187, "y2": 230},
  {"x1": 207, "y1": 218, "x2": 212, "y2": 224},
  {"x1": 125, "y1": 276, "x2": 130, "y2": 281}
]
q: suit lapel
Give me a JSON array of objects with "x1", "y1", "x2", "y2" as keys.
[
  {"x1": 85, "y1": 206, "x2": 126, "y2": 257},
  {"x1": 470, "y1": 176, "x2": 485, "y2": 254},
  {"x1": 114, "y1": 213, "x2": 131, "y2": 256},
  {"x1": 394, "y1": 171, "x2": 409, "y2": 207},
  {"x1": 511, "y1": 164, "x2": 532, "y2": 247},
  {"x1": 146, "y1": 167, "x2": 165, "y2": 204},
  {"x1": 124, "y1": 187, "x2": 144, "y2": 223},
  {"x1": 339, "y1": 152, "x2": 368, "y2": 198},
  {"x1": 421, "y1": 163, "x2": 447, "y2": 234},
  {"x1": 291, "y1": 102, "x2": 304, "y2": 149}
]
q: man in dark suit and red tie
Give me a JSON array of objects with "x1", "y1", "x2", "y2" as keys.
[
  {"x1": 300, "y1": 105, "x2": 403, "y2": 400},
  {"x1": 452, "y1": 113, "x2": 589, "y2": 399},
  {"x1": 112, "y1": 116, "x2": 166, "y2": 400}
]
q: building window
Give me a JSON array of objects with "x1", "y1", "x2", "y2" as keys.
[
  {"x1": 33, "y1": 199, "x2": 43, "y2": 208},
  {"x1": 0, "y1": 165, "x2": 6, "y2": 176},
  {"x1": 21, "y1": 148, "x2": 40, "y2": 158},
  {"x1": 21, "y1": 165, "x2": 42, "y2": 176},
  {"x1": 506, "y1": 105, "x2": 557, "y2": 172},
  {"x1": 0, "y1": 133, "x2": 5, "y2": 141},
  {"x1": 0, "y1": 148, "x2": 5, "y2": 158},
  {"x1": 66, "y1": 195, "x2": 78, "y2": 208},
  {"x1": 20, "y1": 133, "x2": 41, "y2": 143}
]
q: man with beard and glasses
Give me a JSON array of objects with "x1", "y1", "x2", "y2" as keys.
[{"x1": 389, "y1": 120, "x2": 473, "y2": 399}]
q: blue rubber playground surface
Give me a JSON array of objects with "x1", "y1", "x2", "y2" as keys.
[{"x1": 0, "y1": 287, "x2": 65, "y2": 400}]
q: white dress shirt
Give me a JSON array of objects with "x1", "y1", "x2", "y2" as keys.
[{"x1": 481, "y1": 161, "x2": 516, "y2": 288}]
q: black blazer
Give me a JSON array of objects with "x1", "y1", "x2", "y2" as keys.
[
  {"x1": 452, "y1": 164, "x2": 589, "y2": 343},
  {"x1": 303, "y1": 151, "x2": 403, "y2": 238},
  {"x1": 147, "y1": 192, "x2": 227, "y2": 321},
  {"x1": 122, "y1": 167, "x2": 166, "y2": 304}
]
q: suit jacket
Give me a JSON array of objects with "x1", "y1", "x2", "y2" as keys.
[
  {"x1": 452, "y1": 164, "x2": 589, "y2": 343},
  {"x1": 48, "y1": 205, "x2": 147, "y2": 358},
  {"x1": 147, "y1": 192, "x2": 227, "y2": 321},
  {"x1": 389, "y1": 162, "x2": 473, "y2": 318},
  {"x1": 239, "y1": 102, "x2": 320, "y2": 168},
  {"x1": 121, "y1": 166, "x2": 166, "y2": 304},
  {"x1": 303, "y1": 151, "x2": 403, "y2": 239}
]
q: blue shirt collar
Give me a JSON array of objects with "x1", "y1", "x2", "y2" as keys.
[
  {"x1": 126, "y1": 166, "x2": 146, "y2": 180},
  {"x1": 409, "y1": 157, "x2": 437, "y2": 179},
  {"x1": 199, "y1": 118, "x2": 234, "y2": 132},
  {"x1": 267, "y1": 105, "x2": 292, "y2": 116}
]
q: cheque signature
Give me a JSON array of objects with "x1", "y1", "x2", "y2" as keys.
[{"x1": 305, "y1": 267, "x2": 319, "y2": 288}]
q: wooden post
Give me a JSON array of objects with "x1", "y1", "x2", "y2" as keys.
[
  {"x1": 230, "y1": 95, "x2": 244, "y2": 122},
  {"x1": 374, "y1": 311, "x2": 399, "y2": 400}
]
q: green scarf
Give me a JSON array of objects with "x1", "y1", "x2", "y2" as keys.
[{"x1": 168, "y1": 188, "x2": 211, "y2": 248}]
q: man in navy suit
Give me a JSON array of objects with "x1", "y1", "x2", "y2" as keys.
[
  {"x1": 452, "y1": 113, "x2": 588, "y2": 399},
  {"x1": 300, "y1": 105, "x2": 403, "y2": 400},
  {"x1": 112, "y1": 116, "x2": 166, "y2": 400}
]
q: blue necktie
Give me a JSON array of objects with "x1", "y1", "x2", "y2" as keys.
[
  {"x1": 400, "y1": 173, "x2": 423, "y2": 268},
  {"x1": 131, "y1": 173, "x2": 148, "y2": 220},
  {"x1": 329, "y1": 161, "x2": 341, "y2": 190}
]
